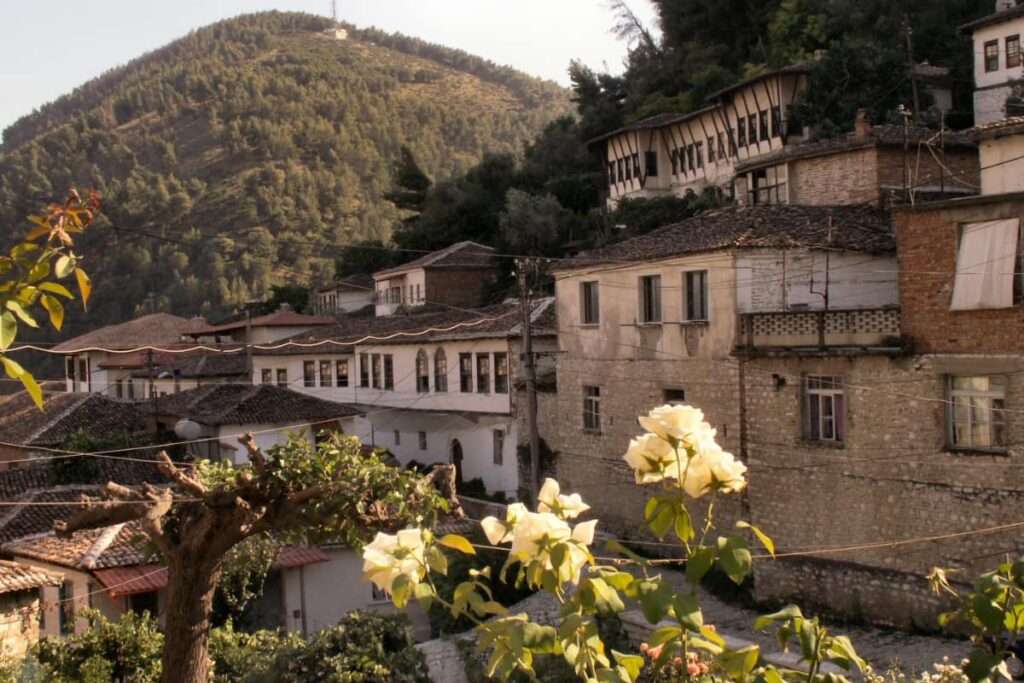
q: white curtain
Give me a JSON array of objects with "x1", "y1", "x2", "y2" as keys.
[{"x1": 950, "y1": 218, "x2": 1020, "y2": 310}]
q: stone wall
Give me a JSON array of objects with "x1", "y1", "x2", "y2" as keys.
[
  {"x1": 424, "y1": 269, "x2": 500, "y2": 310},
  {"x1": 0, "y1": 591, "x2": 41, "y2": 659},
  {"x1": 791, "y1": 149, "x2": 879, "y2": 206},
  {"x1": 743, "y1": 352, "x2": 1024, "y2": 628}
]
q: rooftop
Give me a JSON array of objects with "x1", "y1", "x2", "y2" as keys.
[
  {"x1": 52, "y1": 313, "x2": 198, "y2": 353},
  {"x1": 182, "y1": 309, "x2": 334, "y2": 337},
  {"x1": 562, "y1": 205, "x2": 893, "y2": 268},
  {"x1": 373, "y1": 241, "x2": 496, "y2": 279},
  {"x1": 258, "y1": 298, "x2": 556, "y2": 356},
  {"x1": 127, "y1": 351, "x2": 249, "y2": 380},
  {"x1": 734, "y1": 125, "x2": 975, "y2": 173},
  {"x1": 140, "y1": 383, "x2": 362, "y2": 425},
  {"x1": 959, "y1": 3, "x2": 1024, "y2": 33},
  {"x1": 0, "y1": 391, "x2": 147, "y2": 449},
  {"x1": 0, "y1": 560, "x2": 63, "y2": 594},
  {"x1": 320, "y1": 273, "x2": 375, "y2": 292}
]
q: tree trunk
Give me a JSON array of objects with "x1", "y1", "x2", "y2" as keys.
[{"x1": 160, "y1": 554, "x2": 221, "y2": 683}]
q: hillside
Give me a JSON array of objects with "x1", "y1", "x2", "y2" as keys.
[{"x1": 0, "y1": 11, "x2": 571, "y2": 334}]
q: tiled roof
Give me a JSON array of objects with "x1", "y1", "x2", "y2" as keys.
[
  {"x1": 734, "y1": 125, "x2": 975, "y2": 173},
  {"x1": 140, "y1": 384, "x2": 361, "y2": 425},
  {"x1": 563, "y1": 205, "x2": 893, "y2": 268},
  {"x1": 0, "y1": 456, "x2": 166, "y2": 502},
  {"x1": 4, "y1": 520, "x2": 148, "y2": 570},
  {"x1": 0, "y1": 561, "x2": 62, "y2": 594},
  {"x1": 127, "y1": 351, "x2": 249, "y2": 380},
  {"x1": 971, "y1": 115, "x2": 1024, "y2": 140},
  {"x1": 321, "y1": 273, "x2": 375, "y2": 292},
  {"x1": 182, "y1": 311, "x2": 334, "y2": 337},
  {"x1": 52, "y1": 313, "x2": 196, "y2": 353},
  {"x1": 0, "y1": 391, "x2": 147, "y2": 449},
  {"x1": 258, "y1": 299, "x2": 555, "y2": 356},
  {"x1": 960, "y1": 4, "x2": 1024, "y2": 33},
  {"x1": 706, "y1": 61, "x2": 813, "y2": 100},
  {"x1": 373, "y1": 241, "x2": 496, "y2": 278}
]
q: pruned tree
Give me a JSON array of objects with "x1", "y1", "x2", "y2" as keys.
[{"x1": 54, "y1": 433, "x2": 458, "y2": 683}]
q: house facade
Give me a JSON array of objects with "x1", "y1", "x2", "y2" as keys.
[
  {"x1": 252, "y1": 300, "x2": 557, "y2": 498},
  {"x1": 371, "y1": 241, "x2": 499, "y2": 316},
  {"x1": 963, "y1": 1, "x2": 1024, "y2": 125},
  {"x1": 312, "y1": 273, "x2": 375, "y2": 316}
]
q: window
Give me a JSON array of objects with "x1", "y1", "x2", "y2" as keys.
[
  {"x1": 608, "y1": 162, "x2": 616, "y2": 186},
  {"x1": 580, "y1": 281, "x2": 600, "y2": 325},
  {"x1": 684, "y1": 270, "x2": 709, "y2": 321},
  {"x1": 459, "y1": 353, "x2": 473, "y2": 392},
  {"x1": 747, "y1": 114, "x2": 757, "y2": 145},
  {"x1": 951, "y1": 219, "x2": 1021, "y2": 310},
  {"x1": 707, "y1": 137, "x2": 715, "y2": 163},
  {"x1": 416, "y1": 349, "x2": 429, "y2": 393},
  {"x1": 303, "y1": 361, "x2": 316, "y2": 388},
  {"x1": 583, "y1": 386, "x2": 601, "y2": 432},
  {"x1": 114, "y1": 379, "x2": 124, "y2": 399},
  {"x1": 663, "y1": 388, "x2": 686, "y2": 405},
  {"x1": 434, "y1": 349, "x2": 448, "y2": 392},
  {"x1": 695, "y1": 141, "x2": 704, "y2": 169},
  {"x1": 718, "y1": 132, "x2": 726, "y2": 159},
  {"x1": 359, "y1": 353, "x2": 369, "y2": 388},
  {"x1": 418, "y1": 431, "x2": 427, "y2": 450},
  {"x1": 127, "y1": 381, "x2": 135, "y2": 400},
  {"x1": 336, "y1": 359, "x2": 349, "y2": 387},
  {"x1": 371, "y1": 354, "x2": 381, "y2": 389},
  {"x1": 639, "y1": 275, "x2": 662, "y2": 323},
  {"x1": 494, "y1": 353, "x2": 509, "y2": 394},
  {"x1": 645, "y1": 151, "x2": 658, "y2": 177},
  {"x1": 625, "y1": 155, "x2": 632, "y2": 180},
  {"x1": 617, "y1": 158, "x2": 624, "y2": 183},
  {"x1": 59, "y1": 581, "x2": 74, "y2": 635},
  {"x1": 771, "y1": 107, "x2": 782, "y2": 138},
  {"x1": 759, "y1": 110, "x2": 769, "y2": 142},
  {"x1": 276, "y1": 369, "x2": 288, "y2": 389},
  {"x1": 686, "y1": 145, "x2": 694, "y2": 172},
  {"x1": 65, "y1": 356, "x2": 74, "y2": 384},
  {"x1": 319, "y1": 361, "x2": 333, "y2": 387},
  {"x1": 371, "y1": 584, "x2": 391, "y2": 602},
  {"x1": 476, "y1": 353, "x2": 491, "y2": 393},
  {"x1": 632, "y1": 153, "x2": 640, "y2": 177},
  {"x1": 985, "y1": 39, "x2": 1000, "y2": 72},
  {"x1": 383, "y1": 354, "x2": 394, "y2": 390},
  {"x1": 804, "y1": 376, "x2": 845, "y2": 443},
  {"x1": 394, "y1": 430, "x2": 401, "y2": 446},
  {"x1": 1010, "y1": 35, "x2": 1022, "y2": 68},
  {"x1": 493, "y1": 430, "x2": 505, "y2": 465},
  {"x1": 948, "y1": 376, "x2": 1006, "y2": 450},
  {"x1": 670, "y1": 149, "x2": 680, "y2": 175},
  {"x1": 737, "y1": 118, "x2": 746, "y2": 147}
]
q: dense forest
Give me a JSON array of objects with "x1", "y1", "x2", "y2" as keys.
[{"x1": 0, "y1": 11, "x2": 570, "y2": 334}]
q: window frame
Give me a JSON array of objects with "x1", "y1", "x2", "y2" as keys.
[
  {"x1": 383, "y1": 354, "x2": 394, "y2": 390},
  {"x1": 318, "y1": 360, "x2": 332, "y2": 387},
  {"x1": 737, "y1": 118, "x2": 746, "y2": 147},
  {"x1": 946, "y1": 375, "x2": 1007, "y2": 451},
  {"x1": 747, "y1": 114, "x2": 758, "y2": 145},
  {"x1": 638, "y1": 274, "x2": 662, "y2": 324},
  {"x1": 415, "y1": 349, "x2": 430, "y2": 393},
  {"x1": 683, "y1": 270, "x2": 709, "y2": 322},
  {"x1": 493, "y1": 429, "x2": 505, "y2": 465},
  {"x1": 985, "y1": 39, "x2": 1000, "y2": 72},
  {"x1": 336, "y1": 359, "x2": 349, "y2": 387},
  {"x1": 434, "y1": 348, "x2": 448, "y2": 392},
  {"x1": 459, "y1": 353, "x2": 473, "y2": 393},
  {"x1": 580, "y1": 281, "x2": 600, "y2": 325},
  {"x1": 276, "y1": 369, "x2": 288, "y2": 389},
  {"x1": 418, "y1": 431, "x2": 428, "y2": 451},
  {"x1": 759, "y1": 110, "x2": 770, "y2": 142},
  {"x1": 494, "y1": 352, "x2": 509, "y2": 394},
  {"x1": 371, "y1": 353, "x2": 382, "y2": 389},
  {"x1": 1009, "y1": 35, "x2": 1021, "y2": 68},
  {"x1": 583, "y1": 386, "x2": 601, "y2": 433},
  {"x1": 359, "y1": 353, "x2": 370, "y2": 388},
  {"x1": 476, "y1": 353, "x2": 491, "y2": 394},
  {"x1": 644, "y1": 150, "x2": 658, "y2": 177},
  {"x1": 303, "y1": 361, "x2": 316, "y2": 388},
  {"x1": 803, "y1": 376, "x2": 846, "y2": 443}
]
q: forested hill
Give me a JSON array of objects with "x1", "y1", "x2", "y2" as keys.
[{"x1": 0, "y1": 11, "x2": 571, "y2": 333}]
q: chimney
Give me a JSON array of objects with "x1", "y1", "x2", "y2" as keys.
[{"x1": 854, "y1": 109, "x2": 871, "y2": 141}]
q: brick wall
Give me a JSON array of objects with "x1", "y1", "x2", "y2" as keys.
[
  {"x1": 744, "y1": 353, "x2": 1024, "y2": 628},
  {"x1": 791, "y1": 149, "x2": 879, "y2": 205},
  {"x1": 424, "y1": 269, "x2": 500, "y2": 310},
  {"x1": 896, "y1": 197, "x2": 1024, "y2": 354},
  {"x1": 876, "y1": 147, "x2": 980, "y2": 196}
]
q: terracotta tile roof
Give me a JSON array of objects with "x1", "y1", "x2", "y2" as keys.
[
  {"x1": 4, "y1": 520, "x2": 148, "y2": 570},
  {"x1": 0, "y1": 561, "x2": 62, "y2": 594},
  {"x1": 563, "y1": 205, "x2": 894, "y2": 268},
  {"x1": 0, "y1": 453, "x2": 166, "y2": 501},
  {"x1": 183, "y1": 311, "x2": 334, "y2": 337},
  {"x1": 92, "y1": 563, "x2": 166, "y2": 597},
  {"x1": 0, "y1": 391, "x2": 148, "y2": 449},
  {"x1": 373, "y1": 241, "x2": 496, "y2": 278},
  {"x1": 140, "y1": 384, "x2": 361, "y2": 426},
  {"x1": 127, "y1": 351, "x2": 249, "y2": 380},
  {"x1": 52, "y1": 313, "x2": 197, "y2": 353},
  {"x1": 258, "y1": 299, "x2": 555, "y2": 356},
  {"x1": 960, "y1": 4, "x2": 1024, "y2": 33},
  {"x1": 276, "y1": 546, "x2": 329, "y2": 569},
  {"x1": 734, "y1": 125, "x2": 975, "y2": 173},
  {"x1": 971, "y1": 115, "x2": 1024, "y2": 140}
]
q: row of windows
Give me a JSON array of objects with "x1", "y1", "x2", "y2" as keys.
[
  {"x1": 299, "y1": 360, "x2": 350, "y2": 388},
  {"x1": 378, "y1": 284, "x2": 424, "y2": 306},
  {"x1": 261, "y1": 368, "x2": 293, "y2": 388},
  {"x1": 983, "y1": 33, "x2": 1022, "y2": 72},
  {"x1": 578, "y1": 271, "x2": 709, "y2": 326},
  {"x1": 607, "y1": 153, "x2": 645, "y2": 186},
  {"x1": 579, "y1": 375, "x2": 1008, "y2": 451}
]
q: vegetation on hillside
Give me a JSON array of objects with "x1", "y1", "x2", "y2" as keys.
[{"x1": 0, "y1": 11, "x2": 569, "y2": 335}]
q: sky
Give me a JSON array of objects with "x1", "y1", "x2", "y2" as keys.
[{"x1": 0, "y1": 0, "x2": 658, "y2": 135}]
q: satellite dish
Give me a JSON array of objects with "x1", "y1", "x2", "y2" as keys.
[{"x1": 174, "y1": 419, "x2": 202, "y2": 441}]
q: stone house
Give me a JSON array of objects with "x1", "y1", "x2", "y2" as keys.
[
  {"x1": 372, "y1": 241, "x2": 500, "y2": 317},
  {"x1": 252, "y1": 299, "x2": 557, "y2": 498},
  {"x1": 0, "y1": 561, "x2": 62, "y2": 659},
  {"x1": 548, "y1": 204, "x2": 898, "y2": 535},
  {"x1": 962, "y1": 1, "x2": 1024, "y2": 125}
]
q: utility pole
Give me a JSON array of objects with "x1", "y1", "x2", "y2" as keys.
[
  {"x1": 147, "y1": 347, "x2": 158, "y2": 431},
  {"x1": 516, "y1": 258, "x2": 541, "y2": 502},
  {"x1": 904, "y1": 14, "x2": 921, "y2": 117}
]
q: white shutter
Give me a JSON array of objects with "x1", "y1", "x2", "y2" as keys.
[{"x1": 950, "y1": 218, "x2": 1020, "y2": 310}]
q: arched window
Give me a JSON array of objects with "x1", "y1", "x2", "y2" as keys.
[
  {"x1": 434, "y1": 348, "x2": 448, "y2": 393},
  {"x1": 416, "y1": 349, "x2": 429, "y2": 393}
]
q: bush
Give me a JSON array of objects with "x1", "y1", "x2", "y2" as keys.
[
  {"x1": 209, "y1": 623, "x2": 303, "y2": 683},
  {"x1": 32, "y1": 609, "x2": 163, "y2": 682}
]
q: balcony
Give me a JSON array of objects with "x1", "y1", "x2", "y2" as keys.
[{"x1": 736, "y1": 307, "x2": 903, "y2": 354}]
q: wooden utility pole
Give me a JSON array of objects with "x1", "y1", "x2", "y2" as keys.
[
  {"x1": 905, "y1": 15, "x2": 921, "y2": 116},
  {"x1": 516, "y1": 258, "x2": 541, "y2": 502}
]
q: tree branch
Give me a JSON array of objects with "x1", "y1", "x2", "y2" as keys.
[{"x1": 156, "y1": 451, "x2": 209, "y2": 499}]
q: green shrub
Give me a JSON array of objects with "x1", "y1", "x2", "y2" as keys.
[{"x1": 33, "y1": 609, "x2": 163, "y2": 683}]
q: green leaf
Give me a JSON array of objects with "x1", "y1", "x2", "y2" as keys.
[
  {"x1": 425, "y1": 545, "x2": 448, "y2": 575},
  {"x1": 611, "y1": 651, "x2": 644, "y2": 681},
  {"x1": 644, "y1": 496, "x2": 661, "y2": 522},
  {"x1": 754, "y1": 604, "x2": 803, "y2": 632},
  {"x1": 758, "y1": 666, "x2": 786, "y2": 683},
  {"x1": 40, "y1": 294, "x2": 64, "y2": 331},
  {"x1": 674, "y1": 503, "x2": 694, "y2": 543},
  {"x1": 391, "y1": 574, "x2": 411, "y2": 608},
  {"x1": 636, "y1": 579, "x2": 673, "y2": 624},
  {"x1": 648, "y1": 625, "x2": 682, "y2": 646},
  {"x1": 686, "y1": 546, "x2": 716, "y2": 585},
  {"x1": 437, "y1": 533, "x2": 475, "y2": 555},
  {"x1": 699, "y1": 624, "x2": 725, "y2": 648},
  {"x1": 737, "y1": 520, "x2": 775, "y2": 556},
  {"x1": 0, "y1": 312, "x2": 15, "y2": 352},
  {"x1": 551, "y1": 542, "x2": 568, "y2": 571},
  {"x1": 717, "y1": 534, "x2": 752, "y2": 585},
  {"x1": 587, "y1": 577, "x2": 626, "y2": 615},
  {"x1": 5, "y1": 301, "x2": 37, "y2": 328},
  {"x1": 826, "y1": 634, "x2": 864, "y2": 672},
  {"x1": 38, "y1": 282, "x2": 73, "y2": 299},
  {"x1": 74, "y1": 269, "x2": 91, "y2": 308},
  {"x1": 413, "y1": 582, "x2": 434, "y2": 611},
  {"x1": 671, "y1": 593, "x2": 703, "y2": 632},
  {"x1": 522, "y1": 622, "x2": 559, "y2": 654},
  {"x1": 16, "y1": 369, "x2": 42, "y2": 410},
  {"x1": 54, "y1": 254, "x2": 74, "y2": 278},
  {"x1": 972, "y1": 593, "x2": 1005, "y2": 630},
  {"x1": 27, "y1": 261, "x2": 50, "y2": 284},
  {"x1": 649, "y1": 502, "x2": 674, "y2": 540},
  {"x1": 478, "y1": 601, "x2": 508, "y2": 616},
  {"x1": 963, "y1": 648, "x2": 1005, "y2": 683}
]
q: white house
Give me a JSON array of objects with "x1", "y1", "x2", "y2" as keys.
[
  {"x1": 252, "y1": 300, "x2": 557, "y2": 498},
  {"x1": 312, "y1": 274, "x2": 376, "y2": 317}
]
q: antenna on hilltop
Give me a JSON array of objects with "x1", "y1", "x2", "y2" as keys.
[{"x1": 331, "y1": 0, "x2": 338, "y2": 24}]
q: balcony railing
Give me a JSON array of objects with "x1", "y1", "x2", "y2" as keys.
[{"x1": 736, "y1": 307, "x2": 901, "y2": 352}]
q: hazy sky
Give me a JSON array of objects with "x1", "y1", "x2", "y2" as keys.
[{"x1": 0, "y1": 0, "x2": 658, "y2": 135}]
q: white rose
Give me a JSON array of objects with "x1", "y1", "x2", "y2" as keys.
[
  {"x1": 701, "y1": 441, "x2": 747, "y2": 493},
  {"x1": 623, "y1": 433, "x2": 680, "y2": 483},
  {"x1": 638, "y1": 404, "x2": 707, "y2": 443},
  {"x1": 536, "y1": 478, "x2": 591, "y2": 519},
  {"x1": 508, "y1": 511, "x2": 571, "y2": 563},
  {"x1": 679, "y1": 452, "x2": 714, "y2": 498},
  {"x1": 361, "y1": 528, "x2": 428, "y2": 593},
  {"x1": 480, "y1": 502, "x2": 529, "y2": 545}
]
